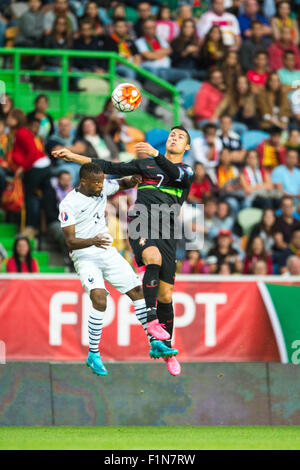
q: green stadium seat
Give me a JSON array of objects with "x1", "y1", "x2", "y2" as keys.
[
  {"x1": 32, "y1": 251, "x2": 49, "y2": 267},
  {"x1": 0, "y1": 223, "x2": 17, "y2": 237}
]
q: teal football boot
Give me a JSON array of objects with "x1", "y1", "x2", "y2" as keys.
[
  {"x1": 86, "y1": 351, "x2": 108, "y2": 376},
  {"x1": 149, "y1": 340, "x2": 178, "y2": 359}
]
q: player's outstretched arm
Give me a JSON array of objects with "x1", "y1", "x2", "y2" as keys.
[
  {"x1": 52, "y1": 148, "x2": 92, "y2": 165},
  {"x1": 91, "y1": 158, "x2": 142, "y2": 176}
]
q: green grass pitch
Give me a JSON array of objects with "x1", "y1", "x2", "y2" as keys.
[{"x1": 0, "y1": 426, "x2": 300, "y2": 450}]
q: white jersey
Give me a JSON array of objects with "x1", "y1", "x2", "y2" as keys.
[{"x1": 58, "y1": 179, "x2": 120, "y2": 260}]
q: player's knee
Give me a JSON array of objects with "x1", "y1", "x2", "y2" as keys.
[
  {"x1": 158, "y1": 292, "x2": 173, "y2": 303},
  {"x1": 90, "y1": 290, "x2": 107, "y2": 311},
  {"x1": 142, "y1": 247, "x2": 162, "y2": 266},
  {"x1": 126, "y1": 285, "x2": 143, "y2": 301}
]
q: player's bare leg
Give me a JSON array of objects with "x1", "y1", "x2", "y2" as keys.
[
  {"x1": 157, "y1": 280, "x2": 181, "y2": 376},
  {"x1": 86, "y1": 288, "x2": 108, "y2": 376},
  {"x1": 141, "y1": 246, "x2": 170, "y2": 341}
]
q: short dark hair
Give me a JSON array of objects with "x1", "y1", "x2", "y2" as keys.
[
  {"x1": 34, "y1": 94, "x2": 48, "y2": 105},
  {"x1": 254, "y1": 50, "x2": 268, "y2": 58},
  {"x1": 203, "y1": 123, "x2": 217, "y2": 134},
  {"x1": 170, "y1": 125, "x2": 191, "y2": 145},
  {"x1": 58, "y1": 170, "x2": 71, "y2": 178},
  {"x1": 79, "y1": 162, "x2": 104, "y2": 180},
  {"x1": 251, "y1": 20, "x2": 263, "y2": 28},
  {"x1": 281, "y1": 195, "x2": 294, "y2": 206},
  {"x1": 283, "y1": 49, "x2": 296, "y2": 57}
]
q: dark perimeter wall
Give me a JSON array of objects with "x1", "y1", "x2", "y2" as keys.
[{"x1": 0, "y1": 362, "x2": 300, "y2": 426}]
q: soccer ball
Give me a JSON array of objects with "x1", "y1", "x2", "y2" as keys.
[{"x1": 111, "y1": 83, "x2": 142, "y2": 112}]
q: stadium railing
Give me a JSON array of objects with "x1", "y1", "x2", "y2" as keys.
[{"x1": 0, "y1": 47, "x2": 181, "y2": 125}]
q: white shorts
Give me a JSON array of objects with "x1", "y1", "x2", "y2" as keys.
[{"x1": 72, "y1": 246, "x2": 141, "y2": 294}]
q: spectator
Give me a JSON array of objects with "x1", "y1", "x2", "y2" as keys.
[
  {"x1": 46, "y1": 117, "x2": 81, "y2": 184},
  {"x1": 256, "y1": 72, "x2": 291, "y2": 131},
  {"x1": 197, "y1": 0, "x2": 241, "y2": 50},
  {"x1": 239, "y1": 20, "x2": 271, "y2": 72},
  {"x1": 69, "y1": 116, "x2": 118, "y2": 160},
  {"x1": 273, "y1": 196, "x2": 300, "y2": 252},
  {"x1": 248, "y1": 208, "x2": 277, "y2": 253},
  {"x1": 202, "y1": 255, "x2": 218, "y2": 274},
  {"x1": 43, "y1": 0, "x2": 78, "y2": 36},
  {"x1": 176, "y1": 4, "x2": 193, "y2": 28},
  {"x1": 277, "y1": 50, "x2": 300, "y2": 126},
  {"x1": 52, "y1": 170, "x2": 73, "y2": 203},
  {"x1": 81, "y1": 1, "x2": 105, "y2": 37},
  {"x1": 240, "y1": 149, "x2": 275, "y2": 209},
  {"x1": 246, "y1": 51, "x2": 270, "y2": 95},
  {"x1": 284, "y1": 129, "x2": 300, "y2": 156},
  {"x1": 214, "y1": 148, "x2": 243, "y2": 213},
  {"x1": 272, "y1": 149, "x2": 300, "y2": 201},
  {"x1": 0, "y1": 94, "x2": 14, "y2": 122},
  {"x1": 134, "y1": 1, "x2": 152, "y2": 38},
  {"x1": 194, "y1": 69, "x2": 225, "y2": 125},
  {"x1": 270, "y1": 1, "x2": 299, "y2": 46},
  {"x1": 43, "y1": 15, "x2": 72, "y2": 75},
  {"x1": 187, "y1": 162, "x2": 215, "y2": 204},
  {"x1": 189, "y1": 123, "x2": 223, "y2": 169},
  {"x1": 27, "y1": 95, "x2": 55, "y2": 140},
  {"x1": 220, "y1": 51, "x2": 242, "y2": 92},
  {"x1": 72, "y1": 19, "x2": 106, "y2": 73},
  {"x1": 155, "y1": 4, "x2": 179, "y2": 43},
  {"x1": 135, "y1": 18, "x2": 190, "y2": 84},
  {"x1": 6, "y1": 236, "x2": 39, "y2": 273},
  {"x1": 278, "y1": 227, "x2": 300, "y2": 273},
  {"x1": 14, "y1": 0, "x2": 44, "y2": 48},
  {"x1": 217, "y1": 115, "x2": 246, "y2": 164},
  {"x1": 268, "y1": 26, "x2": 300, "y2": 71},
  {"x1": 256, "y1": 126, "x2": 286, "y2": 170},
  {"x1": 198, "y1": 25, "x2": 226, "y2": 71},
  {"x1": 170, "y1": 19, "x2": 200, "y2": 75},
  {"x1": 282, "y1": 255, "x2": 300, "y2": 276},
  {"x1": 202, "y1": 195, "x2": 218, "y2": 254},
  {"x1": 207, "y1": 229, "x2": 241, "y2": 272},
  {"x1": 103, "y1": 19, "x2": 141, "y2": 80},
  {"x1": 218, "y1": 262, "x2": 232, "y2": 274},
  {"x1": 181, "y1": 250, "x2": 203, "y2": 274},
  {"x1": 252, "y1": 259, "x2": 268, "y2": 275},
  {"x1": 243, "y1": 236, "x2": 273, "y2": 274},
  {"x1": 6, "y1": 108, "x2": 57, "y2": 237},
  {"x1": 0, "y1": 243, "x2": 7, "y2": 272},
  {"x1": 237, "y1": 0, "x2": 271, "y2": 40},
  {"x1": 208, "y1": 200, "x2": 235, "y2": 239},
  {"x1": 215, "y1": 75, "x2": 257, "y2": 131}
]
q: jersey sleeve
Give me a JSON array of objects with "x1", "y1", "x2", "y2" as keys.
[
  {"x1": 105, "y1": 178, "x2": 120, "y2": 196},
  {"x1": 155, "y1": 153, "x2": 194, "y2": 188},
  {"x1": 92, "y1": 158, "x2": 142, "y2": 176},
  {"x1": 58, "y1": 200, "x2": 76, "y2": 228}
]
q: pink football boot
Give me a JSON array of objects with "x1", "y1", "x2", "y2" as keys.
[
  {"x1": 164, "y1": 356, "x2": 181, "y2": 376},
  {"x1": 147, "y1": 319, "x2": 170, "y2": 341}
]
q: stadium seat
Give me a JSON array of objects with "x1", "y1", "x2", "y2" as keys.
[
  {"x1": 0, "y1": 237, "x2": 36, "y2": 251},
  {"x1": 176, "y1": 79, "x2": 202, "y2": 109},
  {"x1": 145, "y1": 128, "x2": 169, "y2": 154},
  {"x1": 241, "y1": 130, "x2": 269, "y2": 150},
  {"x1": 0, "y1": 223, "x2": 17, "y2": 238},
  {"x1": 39, "y1": 266, "x2": 66, "y2": 273},
  {"x1": 237, "y1": 208, "x2": 263, "y2": 235}
]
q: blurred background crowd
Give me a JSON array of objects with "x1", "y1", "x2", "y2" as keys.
[{"x1": 0, "y1": 0, "x2": 300, "y2": 276}]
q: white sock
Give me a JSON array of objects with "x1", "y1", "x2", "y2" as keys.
[
  {"x1": 88, "y1": 307, "x2": 105, "y2": 353},
  {"x1": 133, "y1": 299, "x2": 153, "y2": 342}
]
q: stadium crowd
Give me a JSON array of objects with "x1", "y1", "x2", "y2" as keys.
[{"x1": 0, "y1": 0, "x2": 300, "y2": 275}]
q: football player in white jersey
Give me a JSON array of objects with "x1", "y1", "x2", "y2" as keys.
[{"x1": 59, "y1": 162, "x2": 177, "y2": 376}]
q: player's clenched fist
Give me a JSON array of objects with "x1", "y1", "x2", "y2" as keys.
[
  {"x1": 52, "y1": 148, "x2": 75, "y2": 161},
  {"x1": 134, "y1": 142, "x2": 158, "y2": 157}
]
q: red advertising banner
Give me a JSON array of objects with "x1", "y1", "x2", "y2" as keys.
[{"x1": 0, "y1": 275, "x2": 283, "y2": 362}]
